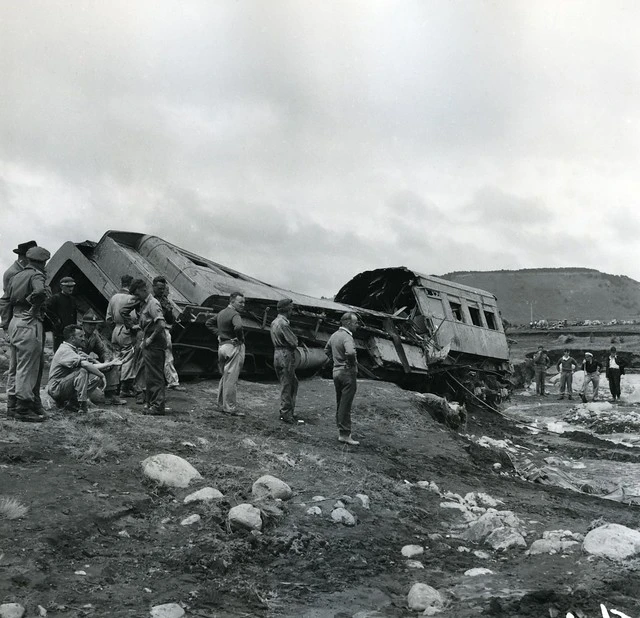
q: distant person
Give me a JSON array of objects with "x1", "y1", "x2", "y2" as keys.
[
  {"x1": 106, "y1": 275, "x2": 137, "y2": 397},
  {"x1": 556, "y1": 349, "x2": 577, "y2": 400},
  {"x1": 580, "y1": 352, "x2": 602, "y2": 403},
  {"x1": 152, "y1": 276, "x2": 183, "y2": 391},
  {"x1": 605, "y1": 346, "x2": 625, "y2": 402},
  {"x1": 325, "y1": 312, "x2": 360, "y2": 446},
  {"x1": 533, "y1": 346, "x2": 550, "y2": 396},
  {"x1": 47, "y1": 324, "x2": 111, "y2": 413},
  {"x1": 207, "y1": 292, "x2": 246, "y2": 416},
  {"x1": 46, "y1": 276, "x2": 79, "y2": 351},
  {"x1": 270, "y1": 298, "x2": 300, "y2": 424}
]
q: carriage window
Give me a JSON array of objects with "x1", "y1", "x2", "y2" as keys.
[
  {"x1": 449, "y1": 301, "x2": 464, "y2": 322},
  {"x1": 469, "y1": 306, "x2": 482, "y2": 327},
  {"x1": 484, "y1": 310, "x2": 497, "y2": 330}
]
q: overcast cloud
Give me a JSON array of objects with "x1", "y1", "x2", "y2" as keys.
[{"x1": 2, "y1": 1, "x2": 640, "y2": 296}]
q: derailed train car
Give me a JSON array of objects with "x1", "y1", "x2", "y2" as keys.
[
  {"x1": 335, "y1": 267, "x2": 512, "y2": 397},
  {"x1": 46, "y1": 232, "x2": 511, "y2": 397}
]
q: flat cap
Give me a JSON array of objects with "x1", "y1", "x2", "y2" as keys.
[
  {"x1": 277, "y1": 298, "x2": 294, "y2": 311},
  {"x1": 60, "y1": 276, "x2": 76, "y2": 285},
  {"x1": 26, "y1": 246, "x2": 50, "y2": 261},
  {"x1": 82, "y1": 309, "x2": 103, "y2": 324},
  {"x1": 13, "y1": 240, "x2": 37, "y2": 255},
  {"x1": 585, "y1": 352, "x2": 593, "y2": 357}
]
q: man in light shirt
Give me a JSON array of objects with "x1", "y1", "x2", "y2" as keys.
[{"x1": 605, "y1": 346, "x2": 625, "y2": 402}]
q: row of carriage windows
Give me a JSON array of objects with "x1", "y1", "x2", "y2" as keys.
[{"x1": 443, "y1": 298, "x2": 498, "y2": 330}]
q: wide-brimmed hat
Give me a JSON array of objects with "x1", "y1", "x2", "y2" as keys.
[
  {"x1": 585, "y1": 352, "x2": 593, "y2": 357},
  {"x1": 13, "y1": 240, "x2": 37, "y2": 255},
  {"x1": 25, "y1": 246, "x2": 50, "y2": 262},
  {"x1": 82, "y1": 310, "x2": 103, "y2": 324}
]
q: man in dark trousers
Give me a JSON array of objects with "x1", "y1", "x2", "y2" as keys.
[
  {"x1": 2, "y1": 246, "x2": 51, "y2": 421},
  {"x1": 47, "y1": 276, "x2": 79, "y2": 351},
  {"x1": 556, "y1": 349, "x2": 578, "y2": 400},
  {"x1": 533, "y1": 345, "x2": 550, "y2": 396},
  {"x1": 270, "y1": 298, "x2": 300, "y2": 424},
  {"x1": 152, "y1": 276, "x2": 182, "y2": 390},
  {"x1": 325, "y1": 312, "x2": 360, "y2": 445},
  {"x1": 580, "y1": 352, "x2": 602, "y2": 402},
  {"x1": 605, "y1": 346, "x2": 625, "y2": 402},
  {"x1": 207, "y1": 292, "x2": 246, "y2": 416}
]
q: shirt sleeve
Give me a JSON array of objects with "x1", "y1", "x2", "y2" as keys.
[
  {"x1": 231, "y1": 313, "x2": 244, "y2": 342},
  {"x1": 324, "y1": 338, "x2": 333, "y2": 361},
  {"x1": 120, "y1": 297, "x2": 139, "y2": 329},
  {"x1": 58, "y1": 346, "x2": 84, "y2": 370},
  {"x1": 344, "y1": 335, "x2": 357, "y2": 360}
]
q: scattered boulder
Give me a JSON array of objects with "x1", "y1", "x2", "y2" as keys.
[
  {"x1": 473, "y1": 550, "x2": 491, "y2": 559},
  {"x1": 334, "y1": 500, "x2": 346, "y2": 509},
  {"x1": 183, "y1": 487, "x2": 224, "y2": 503},
  {"x1": 527, "y1": 530, "x2": 582, "y2": 555},
  {"x1": 0, "y1": 604, "x2": 25, "y2": 618},
  {"x1": 228, "y1": 504, "x2": 262, "y2": 531},
  {"x1": 150, "y1": 603, "x2": 185, "y2": 618},
  {"x1": 252, "y1": 475, "x2": 293, "y2": 501},
  {"x1": 331, "y1": 507, "x2": 356, "y2": 526},
  {"x1": 141, "y1": 454, "x2": 202, "y2": 488},
  {"x1": 312, "y1": 495, "x2": 326, "y2": 502},
  {"x1": 401, "y1": 544, "x2": 424, "y2": 558},
  {"x1": 464, "y1": 567, "x2": 494, "y2": 576},
  {"x1": 485, "y1": 527, "x2": 527, "y2": 551},
  {"x1": 407, "y1": 583, "x2": 444, "y2": 612},
  {"x1": 463, "y1": 510, "x2": 524, "y2": 543},
  {"x1": 306, "y1": 506, "x2": 322, "y2": 516},
  {"x1": 180, "y1": 514, "x2": 201, "y2": 526},
  {"x1": 355, "y1": 493, "x2": 370, "y2": 509},
  {"x1": 406, "y1": 560, "x2": 424, "y2": 569},
  {"x1": 416, "y1": 481, "x2": 440, "y2": 494},
  {"x1": 583, "y1": 523, "x2": 640, "y2": 560}
]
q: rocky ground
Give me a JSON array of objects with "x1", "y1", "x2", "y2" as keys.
[{"x1": 2, "y1": 356, "x2": 640, "y2": 617}]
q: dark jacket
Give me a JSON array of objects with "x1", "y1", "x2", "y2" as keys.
[
  {"x1": 582, "y1": 359, "x2": 602, "y2": 374},
  {"x1": 605, "y1": 354, "x2": 626, "y2": 378}
]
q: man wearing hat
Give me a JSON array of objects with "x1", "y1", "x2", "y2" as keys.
[
  {"x1": 2, "y1": 246, "x2": 51, "y2": 421},
  {"x1": 270, "y1": 298, "x2": 300, "y2": 424},
  {"x1": 2, "y1": 240, "x2": 38, "y2": 292},
  {"x1": 580, "y1": 352, "x2": 602, "y2": 403},
  {"x1": 80, "y1": 310, "x2": 126, "y2": 405},
  {"x1": 46, "y1": 276, "x2": 79, "y2": 352}
]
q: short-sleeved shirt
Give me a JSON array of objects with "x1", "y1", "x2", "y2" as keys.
[
  {"x1": 324, "y1": 327, "x2": 357, "y2": 371},
  {"x1": 270, "y1": 314, "x2": 298, "y2": 350},
  {"x1": 48, "y1": 341, "x2": 89, "y2": 387},
  {"x1": 217, "y1": 305, "x2": 243, "y2": 343},
  {"x1": 138, "y1": 294, "x2": 166, "y2": 348}
]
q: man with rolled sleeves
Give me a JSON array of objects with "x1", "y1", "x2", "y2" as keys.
[
  {"x1": 325, "y1": 312, "x2": 360, "y2": 445},
  {"x1": 270, "y1": 298, "x2": 300, "y2": 424},
  {"x1": 129, "y1": 278, "x2": 167, "y2": 415},
  {"x1": 105, "y1": 275, "x2": 138, "y2": 397},
  {"x1": 207, "y1": 292, "x2": 246, "y2": 416},
  {"x1": 46, "y1": 276, "x2": 79, "y2": 352},
  {"x1": 1, "y1": 240, "x2": 38, "y2": 418},
  {"x1": 2, "y1": 246, "x2": 51, "y2": 422},
  {"x1": 80, "y1": 309, "x2": 126, "y2": 405}
]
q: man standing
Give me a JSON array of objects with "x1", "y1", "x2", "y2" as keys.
[
  {"x1": 325, "y1": 312, "x2": 360, "y2": 445},
  {"x1": 80, "y1": 310, "x2": 126, "y2": 405},
  {"x1": 129, "y1": 279, "x2": 167, "y2": 415},
  {"x1": 47, "y1": 324, "x2": 110, "y2": 412},
  {"x1": 106, "y1": 275, "x2": 137, "y2": 397},
  {"x1": 2, "y1": 241, "x2": 38, "y2": 292},
  {"x1": 2, "y1": 246, "x2": 51, "y2": 422},
  {"x1": 556, "y1": 349, "x2": 577, "y2": 400},
  {"x1": 580, "y1": 352, "x2": 602, "y2": 403},
  {"x1": 152, "y1": 276, "x2": 182, "y2": 391},
  {"x1": 270, "y1": 298, "x2": 299, "y2": 424},
  {"x1": 605, "y1": 346, "x2": 625, "y2": 402},
  {"x1": 533, "y1": 346, "x2": 550, "y2": 396},
  {"x1": 207, "y1": 292, "x2": 245, "y2": 416},
  {"x1": 46, "y1": 277, "x2": 79, "y2": 351}
]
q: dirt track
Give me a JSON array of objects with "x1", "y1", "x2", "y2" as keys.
[{"x1": 2, "y1": 376, "x2": 640, "y2": 617}]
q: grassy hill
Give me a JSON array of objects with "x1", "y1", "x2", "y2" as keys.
[{"x1": 441, "y1": 267, "x2": 640, "y2": 324}]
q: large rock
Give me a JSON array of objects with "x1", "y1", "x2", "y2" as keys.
[
  {"x1": 252, "y1": 475, "x2": 293, "y2": 501},
  {"x1": 528, "y1": 530, "x2": 582, "y2": 555},
  {"x1": 0, "y1": 604, "x2": 25, "y2": 618},
  {"x1": 401, "y1": 545, "x2": 424, "y2": 558},
  {"x1": 463, "y1": 510, "x2": 523, "y2": 543},
  {"x1": 331, "y1": 507, "x2": 356, "y2": 526},
  {"x1": 183, "y1": 487, "x2": 224, "y2": 503},
  {"x1": 141, "y1": 454, "x2": 203, "y2": 488},
  {"x1": 150, "y1": 604, "x2": 185, "y2": 618},
  {"x1": 407, "y1": 583, "x2": 444, "y2": 612},
  {"x1": 485, "y1": 527, "x2": 527, "y2": 550},
  {"x1": 228, "y1": 503, "x2": 262, "y2": 531},
  {"x1": 583, "y1": 523, "x2": 640, "y2": 560}
]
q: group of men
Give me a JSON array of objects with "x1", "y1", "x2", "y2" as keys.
[
  {"x1": 533, "y1": 345, "x2": 626, "y2": 402},
  {"x1": 1, "y1": 240, "x2": 183, "y2": 422},
  {"x1": 207, "y1": 293, "x2": 362, "y2": 445},
  {"x1": 2, "y1": 241, "x2": 361, "y2": 444}
]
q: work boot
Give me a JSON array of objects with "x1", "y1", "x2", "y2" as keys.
[
  {"x1": 15, "y1": 400, "x2": 46, "y2": 423},
  {"x1": 579, "y1": 393, "x2": 587, "y2": 404},
  {"x1": 120, "y1": 380, "x2": 136, "y2": 397},
  {"x1": 568, "y1": 395, "x2": 572, "y2": 400},
  {"x1": 558, "y1": 395, "x2": 564, "y2": 400},
  {"x1": 7, "y1": 395, "x2": 17, "y2": 419},
  {"x1": 144, "y1": 406, "x2": 165, "y2": 416},
  {"x1": 280, "y1": 414, "x2": 295, "y2": 424},
  {"x1": 105, "y1": 392, "x2": 127, "y2": 405},
  {"x1": 136, "y1": 392, "x2": 146, "y2": 405},
  {"x1": 223, "y1": 409, "x2": 246, "y2": 417},
  {"x1": 338, "y1": 434, "x2": 360, "y2": 446}
]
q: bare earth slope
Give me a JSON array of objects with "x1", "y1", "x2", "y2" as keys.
[
  {"x1": 442, "y1": 268, "x2": 640, "y2": 323},
  {"x1": 1, "y1": 379, "x2": 640, "y2": 617}
]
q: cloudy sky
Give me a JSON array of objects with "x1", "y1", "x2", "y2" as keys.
[{"x1": 2, "y1": 1, "x2": 640, "y2": 297}]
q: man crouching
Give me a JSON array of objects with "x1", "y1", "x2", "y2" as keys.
[{"x1": 47, "y1": 324, "x2": 111, "y2": 412}]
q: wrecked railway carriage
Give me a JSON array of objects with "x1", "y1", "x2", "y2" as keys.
[{"x1": 46, "y1": 232, "x2": 511, "y2": 396}]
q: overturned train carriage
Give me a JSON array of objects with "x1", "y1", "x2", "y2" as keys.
[
  {"x1": 45, "y1": 231, "x2": 435, "y2": 381},
  {"x1": 335, "y1": 267, "x2": 512, "y2": 396}
]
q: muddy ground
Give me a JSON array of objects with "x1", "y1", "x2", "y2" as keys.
[{"x1": 2, "y1": 371, "x2": 640, "y2": 617}]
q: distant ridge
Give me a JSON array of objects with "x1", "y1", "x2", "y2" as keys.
[{"x1": 441, "y1": 268, "x2": 640, "y2": 324}]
